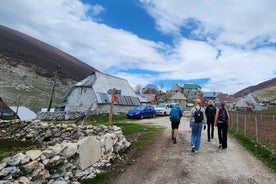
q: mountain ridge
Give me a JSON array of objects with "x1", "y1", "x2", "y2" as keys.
[
  {"x1": 0, "y1": 25, "x2": 98, "y2": 81},
  {"x1": 232, "y1": 78, "x2": 276, "y2": 99}
]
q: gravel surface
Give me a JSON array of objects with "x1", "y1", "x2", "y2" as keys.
[{"x1": 109, "y1": 112, "x2": 276, "y2": 184}]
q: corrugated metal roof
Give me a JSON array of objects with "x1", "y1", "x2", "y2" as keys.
[
  {"x1": 183, "y1": 84, "x2": 198, "y2": 89},
  {"x1": 74, "y1": 72, "x2": 140, "y2": 106}
]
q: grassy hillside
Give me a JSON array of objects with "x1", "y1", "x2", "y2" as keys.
[
  {"x1": 232, "y1": 78, "x2": 276, "y2": 99},
  {"x1": 253, "y1": 86, "x2": 276, "y2": 101},
  {"x1": 0, "y1": 57, "x2": 74, "y2": 112}
]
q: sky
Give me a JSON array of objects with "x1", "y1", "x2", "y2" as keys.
[{"x1": 0, "y1": 0, "x2": 276, "y2": 95}]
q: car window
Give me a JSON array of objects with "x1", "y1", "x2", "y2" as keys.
[
  {"x1": 136, "y1": 106, "x2": 144, "y2": 110},
  {"x1": 156, "y1": 104, "x2": 166, "y2": 108}
]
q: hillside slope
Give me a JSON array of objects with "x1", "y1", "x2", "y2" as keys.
[
  {"x1": 0, "y1": 25, "x2": 98, "y2": 80},
  {"x1": 0, "y1": 25, "x2": 99, "y2": 112},
  {"x1": 232, "y1": 78, "x2": 276, "y2": 100}
]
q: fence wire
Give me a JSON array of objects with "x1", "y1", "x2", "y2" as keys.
[{"x1": 230, "y1": 112, "x2": 276, "y2": 146}]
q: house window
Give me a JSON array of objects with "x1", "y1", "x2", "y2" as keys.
[{"x1": 98, "y1": 93, "x2": 110, "y2": 103}]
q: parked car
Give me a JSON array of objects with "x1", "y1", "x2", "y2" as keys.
[
  {"x1": 154, "y1": 103, "x2": 172, "y2": 116},
  {"x1": 127, "y1": 105, "x2": 156, "y2": 119}
]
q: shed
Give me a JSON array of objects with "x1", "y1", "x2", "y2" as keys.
[
  {"x1": 10, "y1": 106, "x2": 37, "y2": 120},
  {"x1": 63, "y1": 72, "x2": 141, "y2": 114},
  {"x1": 0, "y1": 98, "x2": 19, "y2": 120}
]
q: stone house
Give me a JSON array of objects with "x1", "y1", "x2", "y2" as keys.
[
  {"x1": 169, "y1": 91, "x2": 187, "y2": 110},
  {"x1": 63, "y1": 72, "x2": 141, "y2": 115}
]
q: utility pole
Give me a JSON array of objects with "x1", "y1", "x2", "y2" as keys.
[
  {"x1": 47, "y1": 65, "x2": 61, "y2": 112},
  {"x1": 274, "y1": 96, "x2": 276, "y2": 114}
]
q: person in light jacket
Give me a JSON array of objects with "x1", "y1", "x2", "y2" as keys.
[{"x1": 190, "y1": 98, "x2": 207, "y2": 154}]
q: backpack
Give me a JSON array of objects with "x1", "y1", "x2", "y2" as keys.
[
  {"x1": 170, "y1": 106, "x2": 180, "y2": 122},
  {"x1": 194, "y1": 107, "x2": 203, "y2": 122},
  {"x1": 218, "y1": 109, "x2": 228, "y2": 122},
  {"x1": 207, "y1": 106, "x2": 215, "y2": 119}
]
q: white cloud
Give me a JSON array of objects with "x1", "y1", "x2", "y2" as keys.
[{"x1": 0, "y1": 0, "x2": 275, "y2": 95}]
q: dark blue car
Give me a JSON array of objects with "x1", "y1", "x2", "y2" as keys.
[{"x1": 127, "y1": 105, "x2": 156, "y2": 119}]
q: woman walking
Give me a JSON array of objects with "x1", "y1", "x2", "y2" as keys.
[
  {"x1": 190, "y1": 98, "x2": 206, "y2": 153},
  {"x1": 215, "y1": 103, "x2": 230, "y2": 149}
]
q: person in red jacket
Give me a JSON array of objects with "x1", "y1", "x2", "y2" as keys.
[{"x1": 214, "y1": 103, "x2": 230, "y2": 149}]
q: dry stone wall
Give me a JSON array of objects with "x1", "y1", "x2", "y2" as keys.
[{"x1": 0, "y1": 119, "x2": 131, "y2": 183}]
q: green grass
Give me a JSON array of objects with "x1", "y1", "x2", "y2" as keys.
[
  {"x1": 81, "y1": 173, "x2": 108, "y2": 184},
  {"x1": 0, "y1": 139, "x2": 33, "y2": 161},
  {"x1": 228, "y1": 126, "x2": 276, "y2": 171},
  {"x1": 259, "y1": 106, "x2": 276, "y2": 114},
  {"x1": 0, "y1": 147, "x2": 14, "y2": 161}
]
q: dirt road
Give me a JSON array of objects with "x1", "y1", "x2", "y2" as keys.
[{"x1": 110, "y1": 112, "x2": 276, "y2": 184}]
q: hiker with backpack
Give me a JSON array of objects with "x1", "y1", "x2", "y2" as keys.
[
  {"x1": 214, "y1": 103, "x2": 230, "y2": 149},
  {"x1": 169, "y1": 104, "x2": 183, "y2": 144},
  {"x1": 190, "y1": 98, "x2": 207, "y2": 153},
  {"x1": 205, "y1": 100, "x2": 216, "y2": 142}
]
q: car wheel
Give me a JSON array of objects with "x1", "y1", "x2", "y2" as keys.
[
  {"x1": 140, "y1": 114, "x2": 144, "y2": 119},
  {"x1": 164, "y1": 112, "x2": 167, "y2": 116}
]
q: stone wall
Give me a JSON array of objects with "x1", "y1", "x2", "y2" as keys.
[
  {"x1": 0, "y1": 119, "x2": 131, "y2": 183},
  {"x1": 36, "y1": 104, "x2": 133, "y2": 121}
]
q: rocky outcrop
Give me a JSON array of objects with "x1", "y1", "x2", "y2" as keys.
[{"x1": 0, "y1": 119, "x2": 131, "y2": 183}]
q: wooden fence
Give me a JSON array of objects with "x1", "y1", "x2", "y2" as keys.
[{"x1": 230, "y1": 112, "x2": 276, "y2": 146}]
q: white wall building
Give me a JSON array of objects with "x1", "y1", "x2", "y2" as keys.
[{"x1": 63, "y1": 72, "x2": 141, "y2": 114}]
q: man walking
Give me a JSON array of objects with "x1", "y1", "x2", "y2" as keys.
[
  {"x1": 169, "y1": 104, "x2": 183, "y2": 144},
  {"x1": 205, "y1": 100, "x2": 216, "y2": 142}
]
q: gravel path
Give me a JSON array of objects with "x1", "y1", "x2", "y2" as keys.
[{"x1": 110, "y1": 112, "x2": 275, "y2": 184}]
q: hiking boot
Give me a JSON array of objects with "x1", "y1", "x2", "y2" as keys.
[
  {"x1": 191, "y1": 146, "x2": 195, "y2": 152},
  {"x1": 173, "y1": 138, "x2": 176, "y2": 144},
  {"x1": 218, "y1": 144, "x2": 222, "y2": 149}
]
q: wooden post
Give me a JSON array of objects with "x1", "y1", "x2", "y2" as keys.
[
  {"x1": 47, "y1": 65, "x2": 61, "y2": 111},
  {"x1": 236, "y1": 113, "x2": 239, "y2": 132},
  {"x1": 244, "y1": 115, "x2": 247, "y2": 136},
  {"x1": 108, "y1": 88, "x2": 116, "y2": 126},
  {"x1": 255, "y1": 116, "x2": 259, "y2": 144}
]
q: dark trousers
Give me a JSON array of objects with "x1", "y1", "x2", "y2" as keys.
[
  {"x1": 207, "y1": 122, "x2": 214, "y2": 140},
  {"x1": 217, "y1": 123, "x2": 228, "y2": 148}
]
